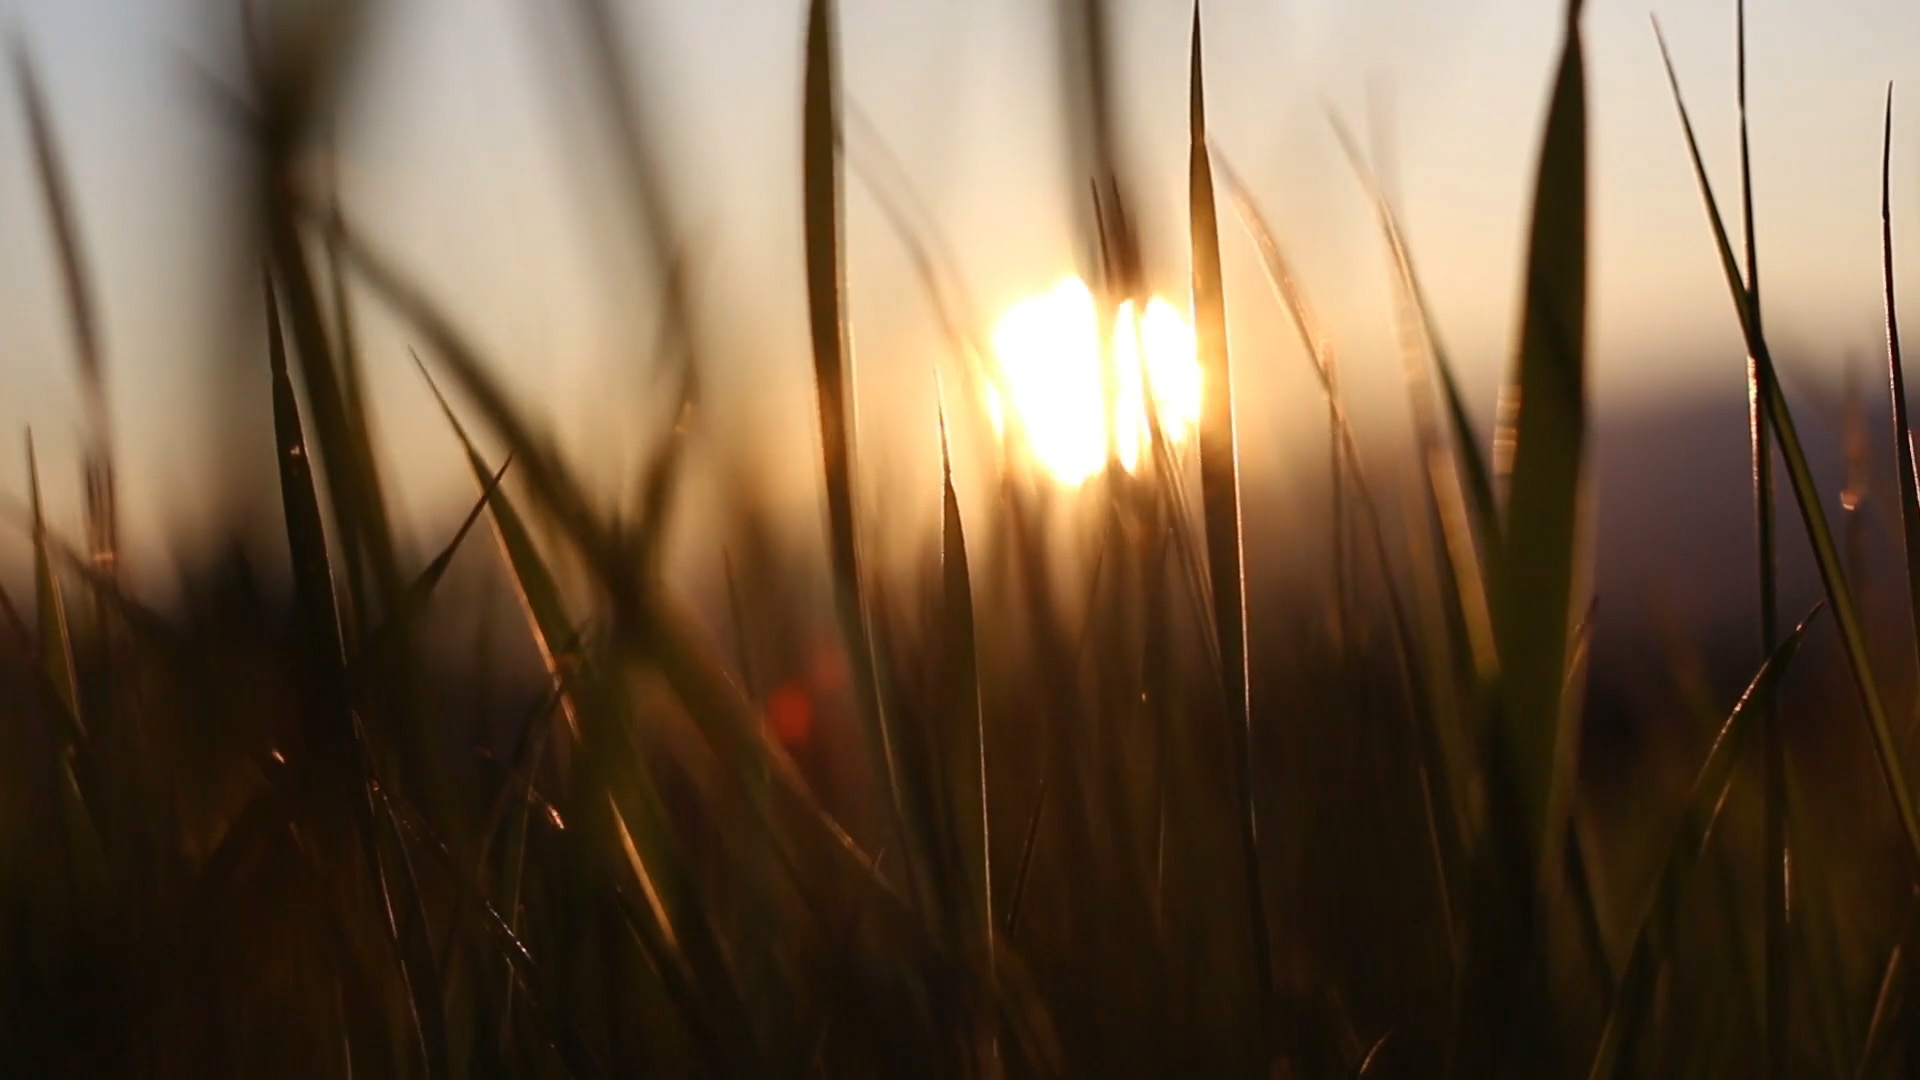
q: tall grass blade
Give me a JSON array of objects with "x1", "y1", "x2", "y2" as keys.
[
  {"x1": 268, "y1": 271, "x2": 450, "y2": 1077},
  {"x1": 1882, "y1": 87, "x2": 1920, "y2": 695},
  {"x1": 803, "y1": 0, "x2": 921, "y2": 904},
  {"x1": 1733, "y1": 6, "x2": 1788, "y2": 1072},
  {"x1": 1188, "y1": 5, "x2": 1274, "y2": 1029},
  {"x1": 1656, "y1": 22, "x2": 1920, "y2": 871},
  {"x1": 1492, "y1": 0, "x2": 1589, "y2": 867},
  {"x1": 1585, "y1": 604, "x2": 1819, "y2": 1080},
  {"x1": 263, "y1": 272, "x2": 348, "y2": 724},
  {"x1": 938, "y1": 398, "x2": 992, "y2": 962}
]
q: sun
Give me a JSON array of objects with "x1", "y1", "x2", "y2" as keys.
[{"x1": 985, "y1": 276, "x2": 1202, "y2": 486}]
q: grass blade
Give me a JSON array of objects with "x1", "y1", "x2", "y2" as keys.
[
  {"x1": 939, "y1": 396, "x2": 992, "y2": 964},
  {"x1": 24, "y1": 431, "x2": 103, "y2": 902},
  {"x1": 1732, "y1": 7, "x2": 1788, "y2": 1073},
  {"x1": 269, "y1": 271, "x2": 450, "y2": 1079},
  {"x1": 1326, "y1": 118, "x2": 1502, "y2": 678},
  {"x1": 348, "y1": 457, "x2": 512, "y2": 690},
  {"x1": 1655, "y1": 21, "x2": 1920, "y2": 873},
  {"x1": 1491, "y1": 0, "x2": 1589, "y2": 869},
  {"x1": 13, "y1": 40, "x2": 114, "y2": 588},
  {"x1": 1585, "y1": 604, "x2": 1820, "y2": 1080},
  {"x1": 417, "y1": 359, "x2": 583, "y2": 739},
  {"x1": 1882, "y1": 86, "x2": 1920, "y2": 702},
  {"x1": 264, "y1": 271, "x2": 349, "y2": 727},
  {"x1": 26, "y1": 431, "x2": 81, "y2": 739},
  {"x1": 803, "y1": 0, "x2": 921, "y2": 904},
  {"x1": 1189, "y1": 5, "x2": 1274, "y2": 1029}
]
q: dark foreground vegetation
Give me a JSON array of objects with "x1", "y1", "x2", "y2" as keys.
[{"x1": 4, "y1": 0, "x2": 1920, "y2": 1075}]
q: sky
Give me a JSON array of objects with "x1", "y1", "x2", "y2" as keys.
[{"x1": 0, "y1": 0, "x2": 1918, "y2": 580}]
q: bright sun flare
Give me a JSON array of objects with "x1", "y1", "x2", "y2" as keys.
[{"x1": 986, "y1": 276, "x2": 1202, "y2": 486}]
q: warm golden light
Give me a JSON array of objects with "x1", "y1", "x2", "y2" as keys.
[{"x1": 986, "y1": 276, "x2": 1201, "y2": 485}]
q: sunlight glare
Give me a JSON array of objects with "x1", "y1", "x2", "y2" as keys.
[{"x1": 986, "y1": 277, "x2": 1201, "y2": 485}]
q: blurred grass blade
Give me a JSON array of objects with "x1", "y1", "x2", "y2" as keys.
[
  {"x1": 1327, "y1": 117, "x2": 1501, "y2": 678},
  {"x1": 1189, "y1": 4, "x2": 1274, "y2": 1024},
  {"x1": 1857, "y1": 892, "x2": 1920, "y2": 1078},
  {"x1": 14, "y1": 40, "x2": 114, "y2": 586},
  {"x1": 26, "y1": 430, "x2": 81, "y2": 739},
  {"x1": 1217, "y1": 151, "x2": 1466, "y2": 920},
  {"x1": 1492, "y1": 0, "x2": 1590, "y2": 870},
  {"x1": 1586, "y1": 603, "x2": 1819, "y2": 1080},
  {"x1": 803, "y1": 0, "x2": 922, "y2": 903},
  {"x1": 418, "y1": 358, "x2": 582, "y2": 738},
  {"x1": 25, "y1": 430, "x2": 103, "y2": 898},
  {"x1": 349, "y1": 457, "x2": 513, "y2": 689},
  {"x1": 1656, "y1": 21, "x2": 1920, "y2": 871}
]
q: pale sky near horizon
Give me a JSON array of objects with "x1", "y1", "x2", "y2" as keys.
[{"x1": 0, "y1": 0, "x2": 1917, "y2": 581}]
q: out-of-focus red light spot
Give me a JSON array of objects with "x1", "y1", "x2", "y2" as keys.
[
  {"x1": 809, "y1": 644, "x2": 849, "y2": 694},
  {"x1": 768, "y1": 684, "x2": 813, "y2": 745}
]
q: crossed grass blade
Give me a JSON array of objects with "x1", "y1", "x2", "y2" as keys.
[
  {"x1": 1655, "y1": 20, "x2": 1920, "y2": 873},
  {"x1": 1729, "y1": 5, "x2": 1790, "y2": 1070}
]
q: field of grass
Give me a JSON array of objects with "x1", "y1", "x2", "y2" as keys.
[{"x1": 6, "y1": 0, "x2": 1920, "y2": 1075}]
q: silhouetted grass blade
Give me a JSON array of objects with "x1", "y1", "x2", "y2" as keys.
[
  {"x1": 1189, "y1": 4, "x2": 1274, "y2": 1032},
  {"x1": 803, "y1": 0, "x2": 924, "y2": 908},
  {"x1": 1882, "y1": 87, "x2": 1920, "y2": 688},
  {"x1": 1492, "y1": 0, "x2": 1589, "y2": 868}
]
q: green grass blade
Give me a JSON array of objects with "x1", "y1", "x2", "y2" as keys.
[
  {"x1": 1492, "y1": 0, "x2": 1589, "y2": 869},
  {"x1": 1189, "y1": 5, "x2": 1274, "y2": 1028},
  {"x1": 1655, "y1": 22, "x2": 1920, "y2": 872},
  {"x1": 1585, "y1": 604, "x2": 1819, "y2": 1080},
  {"x1": 804, "y1": 0, "x2": 922, "y2": 905}
]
